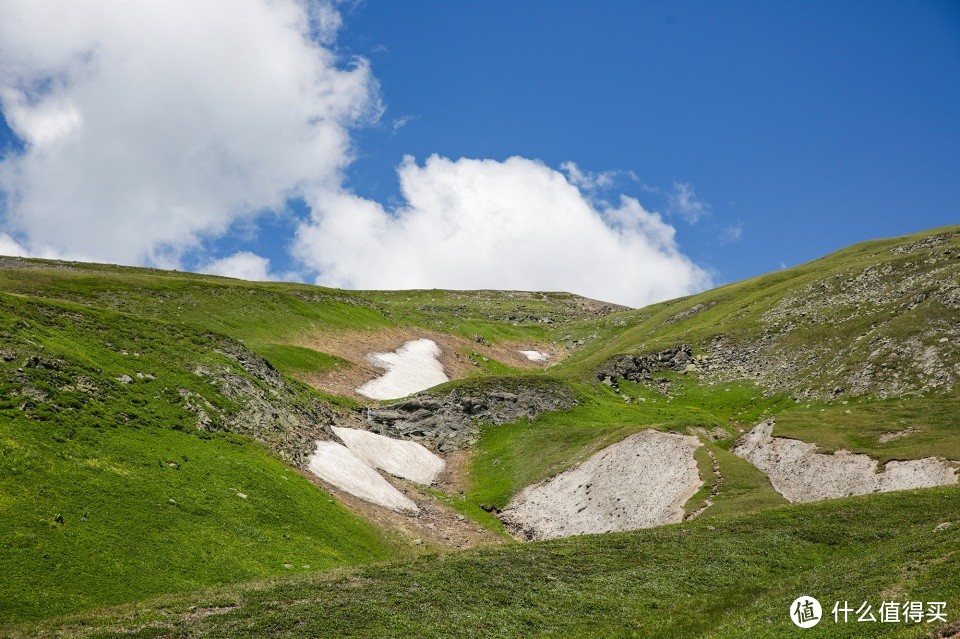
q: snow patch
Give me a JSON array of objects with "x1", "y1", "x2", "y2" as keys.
[
  {"x1": 519, "y1": 350, "x2": 551, "y2": 362},
  {"x1": 307, "y1": 440, "x2": 418, "y2": 512},
  {"x1": 332, "y1": 426, "x2": 445, "y2": 485},
  {"x1": 501, "y1": 430, "x2": 703, "y2": 540},
  {"x1": 356, "y1": 338, "x2": 448, "y2": 400},
  {"x1": 733, "y1": 418, "x2": 959, "y2": 503}
]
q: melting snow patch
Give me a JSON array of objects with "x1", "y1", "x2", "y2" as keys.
[
  {"x1": 333, "y1": 426, "x2": 445, "y2": 485},
  {"x1": 501, "y1": 430, "x2": 703, "y2": 540},
  {"x1": 307, "y1": 441, "x2": 417, "y2": 512},
  {"x1": 733, "y1": 418, "x2": 959, "y2": 503},
  {"x1": 356, "y1": 339, "x2": 448, "y2": 400},
  {"x1": 519, "y1": 350, "x2": 551, "y2": 362}
]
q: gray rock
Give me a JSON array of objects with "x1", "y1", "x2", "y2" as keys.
[{"x1": 366, "y1": 382, "x2": 577, "y2": 450}]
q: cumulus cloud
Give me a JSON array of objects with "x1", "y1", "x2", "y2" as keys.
[
  {"x1": 294, "y1": 155, "x2": 711, "y2": 307},
  {"x1": 0, "y1": 0, "x2": 377, "y2": 266},
  {"x1": 667, "y1": 182, "x2": 709, "y2": 224},
  {"x1": 199, "y1": 251, "x2": 276, "y2": 281},
  {"x1": 0, "y1": 2, "x2": 711, "y2": 307},
  {"x1": 0, "y1": 232, "x2": 27, "y2": 257}
]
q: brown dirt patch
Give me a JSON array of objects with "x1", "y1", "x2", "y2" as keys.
[{"x1": 434, "y1": 449, "x2": 472, "y2": 496}]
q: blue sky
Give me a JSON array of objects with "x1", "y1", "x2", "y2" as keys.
[
  {"x1": 337, "y1": 1, "x2": 960, "y2": 283},
  {"x1": 0, "y1": 1, "x2": 958, "y2": 305}
]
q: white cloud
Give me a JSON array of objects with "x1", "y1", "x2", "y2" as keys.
[
  {"x1": 294, "y1": 155, "x2": 712, "y2": 307},
  {"x1": 667, "y1": 182, "x2": 709, "y2": 224},
  {"x1": 391, "y1": 114, "x2": 417, "y2": 131},
  {"x1": 0, "y1": 232, "x2": 27, "y2": 257},
  {"x1": 0, "y1": 3, "x2": 711, "y2": 307},
  {"x1": 0, "y1": 0, "x2": 378, "y2": 266},
  {"x1": 199, "y1": 251, "x2": 275, "y2": 281},
  {"x1": 720, "y1": 221, "x2": 744, "y2": 243},
  {"x1": 560, "y1": 161, "x2": 616, "y2": 191}
]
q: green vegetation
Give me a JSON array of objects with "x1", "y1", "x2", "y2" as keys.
[
  {"x1": 465, "y1": 377, "x2": 792, "y2": 512},
  {"x1": 11, "y1": 487, "x2": 958, "y2": 638},
  {"x1": 1, "y1": 225, "x2": 958, "y2": 633},
  {"x1": 250, "y1": 342, "x2": 348, "y2": 379},
  {"x1": 0, "y1": 420, "x2": 393, "y2": 624},
  {"x1": 554, "y1": 224, "x2": 960, "y2": 382},
  {"x1": 420, "y1": 487, "x2": 512, "y2": 538},
  {"x1": 775, "y1": 393, "x2": 960, "y2": 463},
  {"x1": 0, "y1": 293, "x2": 395, "y2": 623}
]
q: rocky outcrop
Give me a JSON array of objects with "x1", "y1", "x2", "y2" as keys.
[
  {"x1": 604, "y1": 233, "x2": 960, "y2": 400},
  {"x1": 664, "y1": 301, "x2": 716, "y2": 324},
  {"x1": 365, "y1": 382, "x2": 577, "y2": 452},
  {"x1": 595, "y1": 344, "x2": 695, "y2": 387},
  {"x1": 185, "y1": 337, "x2": 356, "y2": 469}
]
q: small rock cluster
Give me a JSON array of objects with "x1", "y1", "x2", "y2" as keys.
[
  {"x1": 365, "y1": 383, "x2": 577, "y2": 452},
  {"x1": 595, "y1": 344, "x2": 696, "y2": 388},
  {"x1": 664, "y1": 302, "x2": 716, "y2": 324}
]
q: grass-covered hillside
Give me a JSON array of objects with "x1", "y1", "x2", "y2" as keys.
[
  {"x1": 13, "y1": 487, "x2": 960, "y2": 639},
  {"x1": 462, "y1": 226, "x2": 960, "y2": 521},
  {"x1": 1, "y1": 225, "x2": 958, "y2": 636},
  {"x1": 0, "y1": 256, "x2": 625, "y2": 624}
]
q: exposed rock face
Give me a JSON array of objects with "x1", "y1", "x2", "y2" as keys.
[
  {"x1": 598, "y1": 232, "x2": 960, "y2": 400},
  {"x1": 711, "y1": 240, "x2": 959, "y2": 399},
  {"x1": 365, "y1": 382, "x2": 577, "y2": 452},
  {"x1": 733, "y1": 418, "x2": 959, "y2": 503},
  {"x1": 184, "y1": 337, "x2": 354, "y2": 469},
  {"x1": 501, "y1": 430, "x2": 703, "y2": 540},
  {"x1": 595, "y1": 344, "x2": 694, "y2": 387},
  {"x1": 664, "y1": 301, "x2": 716, "y2": 324}
]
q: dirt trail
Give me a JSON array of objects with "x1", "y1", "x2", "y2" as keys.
[
  {"x1": 733, "y1": 418, "x2": 959, "y2": 502},
  {"x1": 301, "y1": 467, "x2": 506, "y2": 550},
  {"x1": 501, "y1": 429, "x2": 703, "y2": 540}
]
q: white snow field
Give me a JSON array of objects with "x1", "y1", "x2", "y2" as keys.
[
  {"x1": 307, "y1": 440, "x2": 418, "y2": 512},
  {"x1": 519, "y1": 350, "x2": 551, "y2": 362},
  {"x1": 332, "y1": 426, "x2": 446, "y2": 485},
  {"x1": 356, "y1": 338, "x2": 448, "y2": 400}
]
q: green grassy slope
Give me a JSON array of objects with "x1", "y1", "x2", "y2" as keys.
[
  {"x1": 11, "y1": 487, "x2": 958, "y2": 639},
  {"x1": 556, "y1": 225, "x2": 960, "y2": 384},
  {"x1": 0, "y1": 258, "x2": 623, "y2": 623},
  {"x1": 0, "y1": 293, "x2": 394, "y2": 623},
  {"x1": 0, "y1": 262, "x2": 610, "y2": 355},
  {"x1": 2, "y1": 225, "x2": 958, "y2": 631},
  {"x1": 460, "y1": 226, "x2": 960, "y2": 517}
]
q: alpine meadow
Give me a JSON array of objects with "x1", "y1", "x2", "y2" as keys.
[{"x1": 1, "y1": 226, "x2": 958, "y2": 638}]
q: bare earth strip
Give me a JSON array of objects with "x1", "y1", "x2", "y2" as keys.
[
  {"x1": 733, "y1": 418, "x2": 959, "y2": 502},
  {"x1": 501, "y1": 430, "x2": 703, "y2": 540}
]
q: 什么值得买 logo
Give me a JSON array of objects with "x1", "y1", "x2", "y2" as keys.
[{"x1": 790, "y1": 596, "x2": 822, "y2": 628}]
